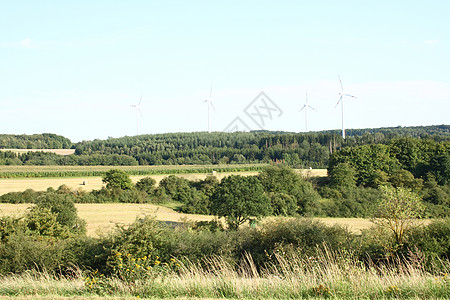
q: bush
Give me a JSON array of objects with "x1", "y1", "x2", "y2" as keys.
[
  {"x1": 237, "y1": 218, "x2": 353, "y2": 268},
  {"x1": 104, "y1": 216, "x2": 177, "y2": 273},
  {"x1": 33, "y1": 192, "x2": 86, "y2": 234},
  {"x1": 136, "y1": 177, "x2": 157, "y2": 195},
  {"x1": 258, "y1": 166, "x2": 321, "y2": 216},
  {"x1": 0, "y1": 189, "x2": 41, "y2": 203},
  {"x1": 408, "y1": 218, "x2": 450, "y2": 260},
  {"x1": 0, "y1": 233, "x2": 68, "y2": 274}
]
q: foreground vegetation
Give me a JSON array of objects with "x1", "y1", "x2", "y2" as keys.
[
  {"x1": 0, "y1": 247, "x2": 448, "y2": 299},
  {"x1": 0, "y1": 212, "x2": 449, "y2": 299}
]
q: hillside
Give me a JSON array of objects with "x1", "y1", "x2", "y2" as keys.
[{"x1": 1, "y1": 125, "x2": 449, "y2": 167}]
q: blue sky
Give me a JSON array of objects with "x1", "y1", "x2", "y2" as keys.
[{"x1": 1, "y1": 0, "x2": 449, "y2": 142}]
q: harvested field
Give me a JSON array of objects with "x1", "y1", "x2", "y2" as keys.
[
  {"x1": 0, "y1": 167, "x2": 327, "y2": 195},
  {"x1": 0, "y1": 149, "x2": 76, "y2": 155},
  {"x1": 0, "y1": 203, "x2": 390, "y2": 236}
]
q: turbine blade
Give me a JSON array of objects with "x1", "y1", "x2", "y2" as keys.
[
  {"x1": 209, "y1": 83, "x2": 213, "y2": 99},
  {"x1": 138, "y1": 94, "x2": 142, "y2": 106},
  {"x1": 138, "y1": 108, "x2": 143, "y2": 118},
  {"x1": 335, "y1": 96, "x2": 343, "y2": 108},
  {"x1": 344, "y1": 94, "x2": 357, "y2": 99},
  {"x1": 338, "y1": 75, "x2": 344, "y2": 92},
  {"x1": 308, "y1": 105, "x2": 317, "y2": 112},
  {"x1": 299, "y1": 104, "x2": 307, "y2": 111},
  {"x1": 210, "y1": 100, "x2": 216, "y2": 111}
]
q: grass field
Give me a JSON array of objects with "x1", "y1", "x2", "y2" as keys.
[{"x1": 0, "y1": 202, "x2": 378, "y2": 236}]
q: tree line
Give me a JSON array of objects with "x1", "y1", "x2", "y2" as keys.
[{"x1": 1, "y1": 125, "x2": 449, "y2": 166}]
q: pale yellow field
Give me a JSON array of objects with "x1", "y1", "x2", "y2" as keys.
[
  {"x1": 0, "y1": 203, "x2": 215, "y2": 236},
  {"x1": 0, "y1": 203, "x2": 381, "y2": 237},
  {"x1": 0, "y1": 169, "x2": 327, "y2": 195},
  {"x1": 0, "y1": 149, "x2": 76, "y2": 155}
]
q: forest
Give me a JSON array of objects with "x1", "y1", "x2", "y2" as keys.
[{"x1": 1, "y1": 125, "x2": 449, "y2": 167}]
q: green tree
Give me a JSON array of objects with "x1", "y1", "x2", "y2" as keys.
[
  {"x1": 135, "y1": 177, "x2": 157, "y2": 195},
  {"x1": 329, "y1": 163, "x2": 357, "y2": 189},
  {"x1": 102, "y1": 169, "x2": 133, "y2": 190},
  {"x1": 258, "y1": 166, "x2": 320, "y2": 215},
  {"x1": 211, "y1": 175, "x2": 271, "y2": 230},
  {"x1": 373, "y1": 186, "x2": 425, "y2": 245}
]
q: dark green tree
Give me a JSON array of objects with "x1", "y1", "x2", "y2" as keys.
[
  {"x1": 135, "y1": 177, "x2": 157, "y2": 195},
  {"x1": 102, "y1": 169, "x2": 133, "y2": 190},
  {"x1": 211, "y1": 175, "x2": 271, "y2": 230},
  {"x1": 258, "y1": 166, "x2": 320, "y2": 215},
  {"x1": 329, "y1": 163, "x2": 357, "y2": 189}
]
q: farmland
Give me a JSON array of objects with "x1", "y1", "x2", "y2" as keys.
[
  {"x1": 0, "y1": 202, "x2": 377, "y2": 236},
  {"x1": 0, "y1": 165, "x2": 327, "y2": 195},
  {"x1": 0, "y1": 164, "x2": 270, "y2": 178}
]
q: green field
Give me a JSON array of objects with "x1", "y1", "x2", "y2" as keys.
[{"x1": 0, "y1": 164, "x2": 270, "y2": 178}]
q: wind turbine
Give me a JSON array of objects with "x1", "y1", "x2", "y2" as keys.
[
  {"x1": 203, "y1": 84, "x2": 215, "y2": 133},
  {"x1": 336, "y1": 76, "x2": 357, "y2": 139},
  {"x1": 130, "y1": 95, "x2": 143, "y2": 136},
  {"x1": 299, "y1": 91, "x2": 316, "y2": 132}
]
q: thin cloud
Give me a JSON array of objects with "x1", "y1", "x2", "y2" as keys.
[{"x1": 424, "y1": 39, "x2": 439, "y2": 46}]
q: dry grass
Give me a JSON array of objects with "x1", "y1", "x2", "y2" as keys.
[
  {"x1": 0, "y1": 203, "x2": 381, "y2": 236},
  {"x1": 0, "y1": 203, "x2": 215, "y2": 236},
  {"x1": 0, "y1": 172, "x2": 262, "y2": 195},
  {"x1": 0, "y1": 169, "x2": 327, "y2": 195},
  {"x1": 0, "y1": 149, "x2": 76, "y2": 155}
]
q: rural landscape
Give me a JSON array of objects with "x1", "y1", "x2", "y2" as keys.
[
  {"x1": 2, "y1": 1, "x2": 450, "y2": 298},
  {"x1": 0, "y1": 126, "x2": 449, "y2": 299}
]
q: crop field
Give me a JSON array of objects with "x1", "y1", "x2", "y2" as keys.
[
  {"x1": 0, "y1": 148, "x2": 76, "y2": 155},
  {"x1": 0, "y1": 202, "x2": 378, "y2": 236},
  {"x1": 0, "y1": 164, "x2": 270, "y2": 178},
  {"x1": 0, "y1": 165, "x2": 327, "y2": 195}
]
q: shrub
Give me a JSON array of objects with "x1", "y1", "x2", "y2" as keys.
[
  {"x1": 408, "y1": 218, "x2": 450, "y2": 260},
  {"x1": 237, "y1": 218, "x2": 353, "y2": 268},
  {"x1": 136, "y1": 177, "x2": 157, "y2": 195},
  {"x1": 104, "y1": 216, "x2": 177, "y2": 273},
  {"x1": 33, "y1": 192, "x2": 86, "y2": 234}
]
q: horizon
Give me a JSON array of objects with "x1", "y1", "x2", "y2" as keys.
[
  {"x1": 2, "y1": 123, "x2": 449, "y2": 144},
  {"x1": 1, "y1": 1, "x2": 449, "y2": 143}
]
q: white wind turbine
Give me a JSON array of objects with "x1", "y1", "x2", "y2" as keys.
[
  {"x1": 130, "y1": 95, "x2": 143, "y2": 136},
  {"x1": 299, "y1": 91, "x2": 316, "y2": 132},
  {"x1": 203, "y1": 84, "x2": 215, "y2": 133},
  {"x1": 336, "y1": 75, "x2": 357, "y2": 139}
]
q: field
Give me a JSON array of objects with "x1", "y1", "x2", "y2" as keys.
[
  {"x1": 0, "y1": 202, "x2": 377, "y2": 236},
  {"x1": 0, "y1": 148, "x2": 76, "y2": 155},
  {"x1": 0, "y1": 165, "x2": 327, "y2": 195}
]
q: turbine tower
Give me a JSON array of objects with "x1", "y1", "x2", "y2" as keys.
[
  {"x1": 204, "y1": 84, "x2": 215, "y2": 133},
  {"x1": 299, "y1": 91, "x2": 316, "y2": 132},
  {"x1": 336, "y1": 76, "x2": 357, "y2": 139},
  {"x1": 131, "y1": 95, "x2": 143, "y2": 136}
]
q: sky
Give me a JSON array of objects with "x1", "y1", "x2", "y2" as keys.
[{"x1": 1, "y1": 0, "x2": 449, "y2": 142}]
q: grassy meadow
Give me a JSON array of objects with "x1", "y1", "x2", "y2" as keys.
[{"x1": 0, "y1": 246, "x2": 448, "y2": 299}]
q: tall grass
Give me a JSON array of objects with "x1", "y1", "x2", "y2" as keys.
[{"x1": 1, "y1": 248, "x2": 448, "y2": 299}]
